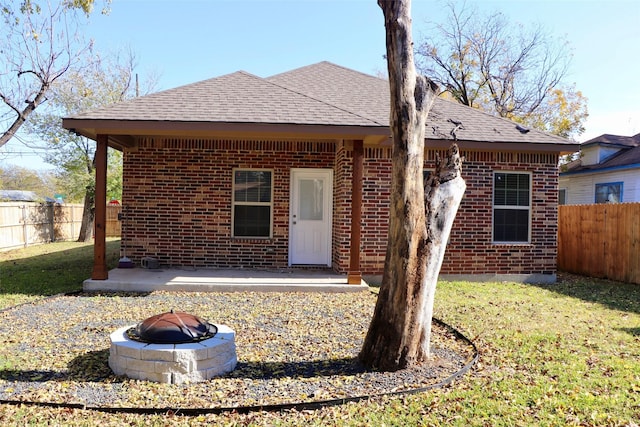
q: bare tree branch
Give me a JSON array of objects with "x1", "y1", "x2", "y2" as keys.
[
  {"x1": 0, "y1": 0, "x2": 96, "y2": 147},
  {"x1": 415, "y1": 0, "x2": 583, "y2": 137}
]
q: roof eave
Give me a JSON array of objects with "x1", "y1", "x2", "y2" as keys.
[
  {"x1": 560, "y1": 162, "x2": 640, "y2": 176},
  {"x1": 62, "y1": 118, "x2": 576, "y2": 154},
  {"x1": 61, "y1": 118, "x2": 391, "y2": 148},
  {"x1": 428, "y1": 138, "x2": 577, "y2": 154}
]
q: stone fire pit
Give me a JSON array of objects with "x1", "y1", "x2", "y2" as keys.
[{"x1": 108, "y1": 311, "x2": 237, "y2": 384}]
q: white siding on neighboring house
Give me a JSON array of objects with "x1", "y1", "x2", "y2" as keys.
[{"x1": 559, "y1": 168, "x2": 640, "y2": 204}]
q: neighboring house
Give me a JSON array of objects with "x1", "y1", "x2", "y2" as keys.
[
  {"x1": 63, "y1": 61, "x2": 577, "y2": 284},
  {"x1": 0, "y1": 190, "x2": 59, "y2": 203},
  {"x1": 559, "y1": 133, "x2": 640, "y2": 204},
  {"x1": 0, "y1": 190, "x2": 41, "y2": 202}
]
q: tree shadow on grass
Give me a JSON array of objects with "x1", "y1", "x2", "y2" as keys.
[
  {"x1": 228, "y1": 358, "x2": 368, "y2": 380},
  {"x1": 0, "y1": 349, "x2": 121, "y2": 383},
  {"x1": 0, "y1": 349, "x2": 367, "y2": 384},
  {"x1": 617, "y1": 327, "x2": 640, "y2": 336},
  {"x1": 0, "y1": 240, "x2": 121, "y2": 297},
  {"x1": 531, "y1": 272, "x2": 640, "y2": 316}
]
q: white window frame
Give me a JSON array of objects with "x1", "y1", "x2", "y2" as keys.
[
  {"x1": 231, "y1": 168, "x2": 274, "y2": 238},
  {"x1": 492, "y1": 171, "x2": 532, "y2": 244}
]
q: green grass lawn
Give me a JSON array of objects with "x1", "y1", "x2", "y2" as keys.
[
  {"x1": 1, "y1": 241, "x2": 639, "y2": 426},
  {"x1": 0, "y1": 239, "x2": 121, "y2": 310}
]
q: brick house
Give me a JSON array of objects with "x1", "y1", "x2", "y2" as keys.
[{"x1": 63, "y1": 62, "x2": 577, "y2": 284}]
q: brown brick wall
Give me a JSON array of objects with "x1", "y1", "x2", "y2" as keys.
[
  {"x1": 331, "y1": 142, "x2": 352, "y2": 273},
  {"x1": 446, "y1": 151, "x2": 558, "y2": 276},
  {"x1": 122, "y1": 138, "x2": 558, "y2": 277},
  {"x1": 122, "y1": 138, "x2": 335, "y2": 269},
  {"x1": 355, "y1": 148, "x2": 559, "y2": 276}
]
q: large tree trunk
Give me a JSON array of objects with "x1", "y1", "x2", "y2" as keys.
[
  {"x1": 77, "y1": 151, "x2": 98, "y2": 242},
  {"x1": 77, "y1": 187, "x2": 95, "y2": 242},
  {"x1": 359, "y1": 0, "x2": 466, "y2": 371}
]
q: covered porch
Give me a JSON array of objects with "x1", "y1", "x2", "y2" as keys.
[
  {"x1": 62, "y1": 62, "x2": 394, "y2": 286},
  {"x1": 87, "y1": 135, "x2": 371, "y2": 287}
]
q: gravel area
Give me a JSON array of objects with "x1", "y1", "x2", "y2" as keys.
[{"x1": 0, "y1": 291, "x2": 475, "y2": 410}]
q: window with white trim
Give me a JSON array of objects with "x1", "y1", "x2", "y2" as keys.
[
  {"x1": 493, "y1": 172, "x2": 531, "y2": 243},
  {"x1": 595, "y1": 182, "x2": 622, "y2": 203},
  {"x1": 232, "y1": 169, "x2": 273, "y2": 238}
]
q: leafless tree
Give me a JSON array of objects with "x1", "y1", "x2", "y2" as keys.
[
  {"x1": 416, "y1": 1, "x2": 574, "y2": 124},
  {"x1": 26, "y1": 48, "x2": 157, "y2": 242},
  {"x1": 0, "y1": 0, "x2": 98, "y2": 148}
]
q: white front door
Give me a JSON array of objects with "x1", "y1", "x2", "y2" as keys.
[{"x1": 289, "y1": 169, "x2": 333, "y2": 266}]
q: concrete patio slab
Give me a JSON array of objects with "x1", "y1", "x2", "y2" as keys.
[{"x1": 83, "y1": 267, "x2": 370, "y2": 293}]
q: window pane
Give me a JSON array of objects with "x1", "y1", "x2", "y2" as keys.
[
  {"x1": 234, "y1": 171, "x2": 272, "y2": 202},
  {"x1": 494, "y1": 209, "x2": 529, "y2": 242},
  {"x1": 299, "y1": 179, "x2": 323, "y2": 220},
  {"x1": 559, "y1": 189, "x2": 567, "y2": 205},
  {"x1": 233, "y1": 205, "x2": 271, "y2": 237},
  {"x1": 595, "y1": 183, "x2": 621, "y2": 203},
  {"x1": 495, "y1": 173, "x2": 529, "y2": 206},
  {"x1": 518, "y1": 187, "x2": 530, "y2": 206}
]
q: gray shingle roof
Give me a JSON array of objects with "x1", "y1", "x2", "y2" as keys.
[
  {"x1": 602, "y1": 145, "x2": 640, "y2": 168},
  {"x1": 71, "y1": 70, "x2": 379, "y2": 126},
  {"x1": 65, "y1": 61, "x2": 572, "y2": 146},
  {"x1": 268, "y1": 62, "x2": 568, "y2": 144},
  {"x1": 582, "y1": 133, "x2": 640, "y2": 148},
  {"x1": 563, "y1": 133, "x2": 640, "y2": 173}
]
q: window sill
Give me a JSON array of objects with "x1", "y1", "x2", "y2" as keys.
[
  {"x1": 231, "y1": 236, "x2": 273, "y2": 241},
  {"x1": 491, "y1": 242, "x2": 532, "y2": 246}
]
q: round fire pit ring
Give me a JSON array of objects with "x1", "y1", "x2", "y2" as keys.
[
  {"x1": 128, "y1": 309, "x2": 218, "y2": 344},
  {"x1": 109, "y1": 311, "x2": 237, "y2": 384}
]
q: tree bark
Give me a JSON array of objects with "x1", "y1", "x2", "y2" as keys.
[
  {"x1": 359, "y1": 0, "x2": 466, "y2": 371},
  {"x1": 77, "y1": 190, "x2": 95, "y2": 243},
  {"x1": 77, "y1": 142, "x2": 100, "y2": 242},
  {"x1": 0, "y1": 82, "x2": 49, "y2": 148}
]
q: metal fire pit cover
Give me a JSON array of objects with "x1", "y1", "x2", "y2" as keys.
[{"x1": 133, "y1": 309, "x2": 217, "y2": 344}]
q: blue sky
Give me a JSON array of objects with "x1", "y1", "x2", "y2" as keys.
[{"x1": 2, "y1": 0, "x2": 639, "y2": 169}]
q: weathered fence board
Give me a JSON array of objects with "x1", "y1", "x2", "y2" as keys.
[
  {"x1": 106, "y1": 204, "x2": 122, "y2": 237},
  {"x1": 0, "y1": 203, "x2": 122, "y2": 251},
  {"x1": 558, "y1": 203, "x2": 640, "y2": 285},
  {"x1": 0, "y1": 202, "x2": 53, "y2": 251}
]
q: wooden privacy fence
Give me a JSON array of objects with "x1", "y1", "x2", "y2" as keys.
[
  {"x1": 0, "y1": 203, "x2": 122, "y2": 251},
  {"x1": 106, "y1": 204, "x2": 122, "y2": 237},
  {"x1": 558, "y1": 203, "x2": 640, "y2": 285}
]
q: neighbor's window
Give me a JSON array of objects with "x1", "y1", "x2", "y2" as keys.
[
  {"x1": 559, "y1": 188, "x2": 567, "y2": 205},
  {"x1": 595, "y1": 182, "x2": 622, "y2": 203},
  {"x1": 493, "y1": 172, "x2": 531, "y2": 243},
  {"x1": 232, "y1": 169, "x2": 273, "y2": 238}
]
